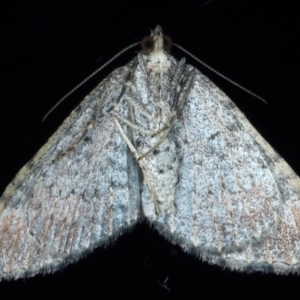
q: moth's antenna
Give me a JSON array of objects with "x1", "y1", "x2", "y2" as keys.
[
  {"x1": 43, "y1": 42, "x2": 140, "y2": 121},
  {"x1": 173, "y1": 43, "x2": 267, "y2": 104}
]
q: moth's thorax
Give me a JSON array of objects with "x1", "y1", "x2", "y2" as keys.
[{"x1": 146, "y1": 51, "x2": 171, "y2": 72}]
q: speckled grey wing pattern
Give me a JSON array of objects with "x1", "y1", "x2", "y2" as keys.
[
  {"x1": 0, "y1": 65, "x2": 141, "y2": 280},
  {"x1": 2, "y1": 24, "x2": 300, "y2": 280},
  {"x1": 152, "y1": 66, "x2": 300, "y2": 274}
]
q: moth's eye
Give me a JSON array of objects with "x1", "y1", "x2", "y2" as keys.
[
  {"x1": 163, "y1": 35, "x2": 173, "y2": 50},
  {"x1": 141, "y1": 36, "x2": 154, "y2": 52}
]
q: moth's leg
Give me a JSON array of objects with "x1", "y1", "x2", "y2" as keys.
[
  {"x1": 110, "y1": 111, "x2": 151, "y2": 134},
  {"x1": 113, "y1": 116, "x2": 159, "y2": 213},
  {"x1": 138, "y1": 117, "x2": 177, "y2": 161},
  {"x1": 104, "y1": 57, "x2": 150, "y2": 116},
  {"x1": 113, "y1": 62, "x2": 195, "y2": 164},
  {"x1": 52, "y1": 109, "x2": 147, "y2": 164},
  {"x1": 109, "y1": 78, "x2": 152, "y2": 118},
  {"x1": 104, "y1": 57, "x2": 152, "y2": 133},
  {"x1": 99, "y1": 59, "x2": 138, "y2": 118},
  {"x1": 174, "y1": 72, "x2": 195, "y2": 115},
  {"x1": 138, "y1": 72, "x2": 195, "y2": 161},
  {"x1": 127, "y1": 84, "x2": 152, "y2": 118},
  {"x1": 169, "y1": 58, "x2": 187, "y2": 110},
  {"x1": 105, "y1": 89, "x2": 151, "y2": 134},
  {"x1": 52, "y1": 59, "x2": 143, "y2": 163}
]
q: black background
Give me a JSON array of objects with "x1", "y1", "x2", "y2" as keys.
[{"x1": 0, "y1": 0, "x2": 299, "y2": 297}]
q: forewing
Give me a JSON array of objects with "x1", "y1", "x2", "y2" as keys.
[
  {"x1": 154, "y1": 66, "x2": 300, "y2": 274},
  {"x1": 0, "y1": 66, "x2": 141, "y2": 280}
]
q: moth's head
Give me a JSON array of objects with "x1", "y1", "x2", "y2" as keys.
[{"x1": 141, "y1": 25, "x2": 173, "y2": 56}]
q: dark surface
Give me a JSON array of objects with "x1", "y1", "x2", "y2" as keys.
[{"x1": 0, "y1": 0, "x2": 299, "y2": 297}]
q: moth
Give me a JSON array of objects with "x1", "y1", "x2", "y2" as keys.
[{"x1": 1, "y1": 25, "x2": 300, "y2": 281}]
